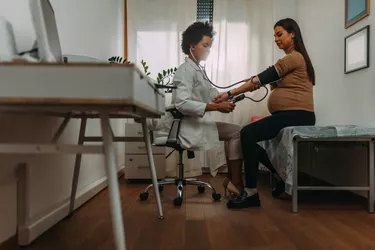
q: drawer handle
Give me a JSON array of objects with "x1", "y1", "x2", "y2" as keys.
[
  {"x1": 137, "y1": 132, "x2": 143, "y2": 135},
  {"x1": 137, "y1": 146, "x2": 146, "y2": 150},
  {"x1": 137, "y1": 166, "x2": 149, "y2": 169}
]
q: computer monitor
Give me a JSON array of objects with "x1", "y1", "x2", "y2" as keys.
[
  {"x1": 29, "y1": 0, "x2": 63, "y2": 62},
  {"x1": 0, "y1": 17, "x2": 17, "y2": 59}
]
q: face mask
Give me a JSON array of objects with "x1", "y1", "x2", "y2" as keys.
[
  {"x1": 190, "y1": 48, "x2": 209, "y2": 62},
  {"x1": 201, "y1": 51, "x2": 210, "y2": 61}
]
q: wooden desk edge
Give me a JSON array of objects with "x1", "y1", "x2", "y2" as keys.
[
  {"x1": 0, "y1": 97, "x2": 134, "y2": 105},
  {"x1": 0, "y1": 97, "x2": 164, "y2": 116},
  {"x1": 0, "y1": 61, "x2": 136, "y2": 68},
  {"x1": 0, "y1": 61, "x2": 158, "y2": 91}
]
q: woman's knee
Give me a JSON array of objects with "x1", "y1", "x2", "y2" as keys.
[
  {"x1": 217, "y1": 122, "x2": 242, "y2": 142},
  {"x1": 228, "y1": 124, "x2": 242, "y2": 141},
  {"x1": 240, "y1": 123, "x2": 257, "y2": 141}
]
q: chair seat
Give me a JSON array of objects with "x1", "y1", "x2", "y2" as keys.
[
  {"x1": 153, "y1": 136, "x2": 181, "y2": 150},
  {"x1": 153, "y1": 136, "x2": 168, "y2": 146}
]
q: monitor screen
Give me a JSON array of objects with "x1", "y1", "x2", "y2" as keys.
[{"x1": 30, "y1": 0, "x2": 63, "y2": 62}]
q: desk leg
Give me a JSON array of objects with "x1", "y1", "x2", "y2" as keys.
[
  {"x1": 141, "y1": 119, "x2": 164, "y2": 219},
  {"x1": 51, "y1": 113, "x2": 72, "y2": 143},
  {"x1": 67, "y1": 117, "x2": 87, "y2": 218},
  {"x1": 100, "y1": 113, "x2": 126, "y2": 250},
  {"x1": 369, "y1": 141, "x2": 374, "y2": 213},
  {"x1": 292, "y1": 140, "x2": 298, "y2": 213}
]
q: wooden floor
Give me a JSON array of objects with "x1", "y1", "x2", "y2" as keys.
[{"x1": 2, "y1": 174, "x2": 375, "y2": 250}]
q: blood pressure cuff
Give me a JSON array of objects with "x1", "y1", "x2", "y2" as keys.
[{"x1": 257, "y1": 66, "x2": 281, "y2": 86}]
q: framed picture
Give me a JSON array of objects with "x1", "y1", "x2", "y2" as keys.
[
  {"x1": 344, "y1": 25, "x2": 370, "y2": 74},
  {"x1": 345, "y1": 0, "x2": 370, "y2": 28}
]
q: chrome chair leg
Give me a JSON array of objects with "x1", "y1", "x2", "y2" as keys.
[
  {"x1": 139, "y1": 177, "x2": 222, "y2": 206},
  {"x1": 143, "y1": 179, "x2": 176, "y2": 193},
  {"x1": 185, "y1": 179, "x2": 218, "y2": 193}
]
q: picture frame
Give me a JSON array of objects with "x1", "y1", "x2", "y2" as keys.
[
  {"x1": 345, "y1": 0, "x2": 370, "y2": 28},
  {"x1": 344, "y1": 25, "x2": 370, "y2": 74}
]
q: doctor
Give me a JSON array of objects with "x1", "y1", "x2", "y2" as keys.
[{"x1": 160, "y1": 21, "x2": 244, "y2": 197}]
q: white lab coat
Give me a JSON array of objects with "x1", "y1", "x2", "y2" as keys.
[{"x1": 158, "y1": 57, "x2": 221, "y2": 151}]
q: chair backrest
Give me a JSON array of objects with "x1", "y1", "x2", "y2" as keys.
[
  {"x1": 165, "y1": 105, "x2": 195, "y2": 159},
  {"x1": 165, "y1": 105, "x2": 183, "y2": 145}
]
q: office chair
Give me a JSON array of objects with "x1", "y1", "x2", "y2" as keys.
[{"x1": 139, "y1": 105, "x2": 222, "y2": 206}]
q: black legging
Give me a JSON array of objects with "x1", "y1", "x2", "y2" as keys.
[{"x1": 240, "y1": 110, "x2": 316, "y2": 188}]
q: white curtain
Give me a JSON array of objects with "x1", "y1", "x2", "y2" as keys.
[
  {"x1": 127, "y1": 0, "x2": 197, "y2": 76},
  {"x1": 127, "y1": 0, "x2": 274, "y2": 177},
  {"x1": 202, "y1": 0, "x2": 275, "y2": 176}
]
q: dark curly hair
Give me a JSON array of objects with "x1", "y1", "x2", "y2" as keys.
[{"x1": 181, "y1": 21, "x2": 215, "y2": 55}]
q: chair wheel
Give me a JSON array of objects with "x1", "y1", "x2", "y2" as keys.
[
  {"x1": 159, "y1": 185, "x2": 164, "y2": 192},
  {"x1": 212, "y1": 192, "x2": 221, "y2": 201},
  {"x1": 139, "y1": 192, "x2": 149, "y2": 201},
  {"x1": 197, "y1": 185, "x2": 205, "y2": 193},
  {"x1": 173, "y1": 197, "x2": 183, "y2": 206}
]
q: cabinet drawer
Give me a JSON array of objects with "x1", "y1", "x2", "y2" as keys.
[
  {"x1": 124, "y1": 155, "x2": 166, "y2": 179},
  {"x1": 125, "y1": 142, "x2": 164, "y2": 155},
  {"x1": 125, "y1": 123, "x2": 144, "y2": 137}
]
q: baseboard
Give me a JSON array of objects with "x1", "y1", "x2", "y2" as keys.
[
  {"x1": 0, "y1": 235, "x2": 17, "y2": 249},
  {"x1": 17, "y1": 168, "x2": 124, "y2": 246}
]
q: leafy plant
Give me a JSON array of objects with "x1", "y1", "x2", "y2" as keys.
[
  {"x1": 156, "y1": 67, "x2": 178, "y2": 85},
  {"x1": 108, "y1": 56, "x2": 131, "y2": 64},
  {"x1": 108, "y1": 56, "x2": 177, "y2": 86},
  {"x1": 140, "y1": 59, "x2": 150, "y2": 76}
]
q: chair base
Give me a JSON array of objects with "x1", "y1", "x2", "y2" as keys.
[{"x1": 139, "y1": 178, "x2": 222, "y2": 206}]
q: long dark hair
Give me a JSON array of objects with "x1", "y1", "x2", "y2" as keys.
[{"x1": 274, "y1": 18, "x2": 315, "y2": 85}]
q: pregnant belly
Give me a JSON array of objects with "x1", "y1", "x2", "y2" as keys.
[{"x1": 267, "y1": 88, "x2": 313, "y2": 113}]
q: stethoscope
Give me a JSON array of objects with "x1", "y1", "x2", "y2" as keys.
[{"x1": 189, "y1": 48, "x2": 268, "y2": 102}]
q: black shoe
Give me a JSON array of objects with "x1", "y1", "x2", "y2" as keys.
[
  {"x1": 226, "y1": 190, "x2": 261, "y2": 209},
  {"x1": 272, "y1": 173, "x2": 285, "y2": 198}
]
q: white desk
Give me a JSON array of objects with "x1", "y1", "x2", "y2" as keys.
[{"x1": 0, "y1": 62, "x2": 165, "y2": 250}]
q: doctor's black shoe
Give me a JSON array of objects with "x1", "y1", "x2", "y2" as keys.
[
  {"x1": 226, "y1": 191, "x2": 260, "y2": 209},
  {"x1": 272, "y1": 173, "x2": 285, "y2": 198}
]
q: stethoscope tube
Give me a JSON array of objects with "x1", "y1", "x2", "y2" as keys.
[
  {"x1": 189, "y1": 49, "x2": 268, "y2": 102},
  {"x1": 203, "y1": 69, "x2": 268, "y2": 103},
  {"x1": 198, "y1": 61, "x2": 268, "y2": 103}
]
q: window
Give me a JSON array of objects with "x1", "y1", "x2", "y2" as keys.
[{"x1": 197, "y1": 0, "x2": 214, "y2": 23}]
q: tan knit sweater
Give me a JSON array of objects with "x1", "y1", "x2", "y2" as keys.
[{"x1": 267, "y1": 47, "x2": 314, "y2": 114}]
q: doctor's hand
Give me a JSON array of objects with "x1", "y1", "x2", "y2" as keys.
[
  {"x1": 212, "y1": 92, "x2": 229, "y2": 103},
  {"x1": 215, "y1": 101, "x2": 236, "y2": 113}
]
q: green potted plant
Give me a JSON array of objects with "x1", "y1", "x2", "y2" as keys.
[{"x1": 108, "y1": 56, "x2": 177, "y2": 92}]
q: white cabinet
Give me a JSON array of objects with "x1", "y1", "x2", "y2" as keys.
[{"x1": 124, "y1": 123, "x2": 166, "y2": 180}]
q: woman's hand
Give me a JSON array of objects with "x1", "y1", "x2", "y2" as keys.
[
  {"x1": 212, "y1": 76, "x2": 262, "y2": 103},
  {"x1": 212, "y1": 92, "x2": 229, "y2": 103},
  {"x1": 216, "y1": 101, "x2": 236, "y2": 113},
  {"x1": 246, "y1": 79, "x2": 261, "y2": 92}
]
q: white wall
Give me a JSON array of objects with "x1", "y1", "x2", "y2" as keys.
[
  {"x1": 272, "y1": 0, "x2": 297, "y2": 62},
  {"x1": 0, "y1": 0, "x2": 124, "y2": 244},
  {"x1": 297, "y1": 0, "x2": 374, "y2": 126}
]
